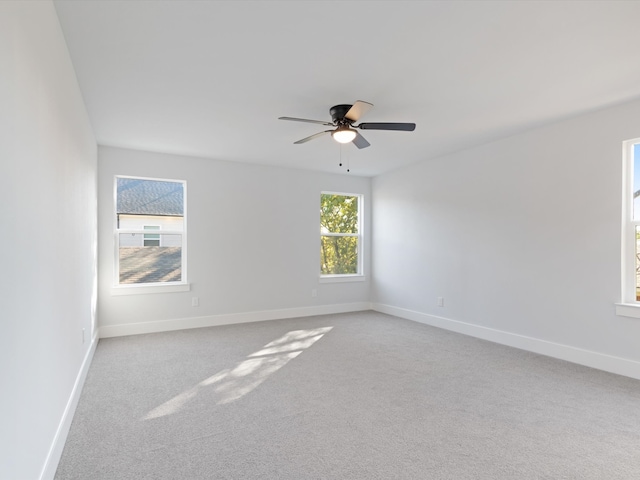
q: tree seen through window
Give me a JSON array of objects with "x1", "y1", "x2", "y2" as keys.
[{"x1": 320, "y1": 193, "x2": 360, "y2": 275}]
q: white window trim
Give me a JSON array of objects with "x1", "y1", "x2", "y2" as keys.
[
  {"x1": 615, "y1": 303, "x2": 640, "y2": 318},
  {"x1": 111, "y1": 283, "x2": 191, "y2": 296},
  {"x1": 319, "y1": 274, "x2": 365, "y2": 284},
  {"x1": 113, "y1": 175, "x2": 189, "y2": 295},
  {"x1": 617, "y1": 138, "x2": 640, "y2": 318},
  {"x1": 320, "y1": 191, "x2": 364, "y2": 280}
]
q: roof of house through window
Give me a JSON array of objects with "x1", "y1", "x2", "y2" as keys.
[{"x1": 117, "y1": 178, "x2": 183, "y2": 216}]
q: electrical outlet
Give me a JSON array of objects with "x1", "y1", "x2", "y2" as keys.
[
  {"x1": 191, "y1": 297, "x2": 199, "y2": 307},
  {"x1": 311, "y1": 289, "x2": 317, "y2": 298},
  {"x1": 437, "y1": 297, "x2": 444, "y2": 307}
]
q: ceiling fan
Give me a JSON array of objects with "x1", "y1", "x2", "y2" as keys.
[{"x1": 278, "y1": 101, "x2": 416, "y2": 149}]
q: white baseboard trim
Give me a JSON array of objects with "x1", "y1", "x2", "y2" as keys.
[
  {"x1": 40, "y1": 333, "x2": 99, "y2": 480},
  {"x1": 99, "y1": 302, "x2": 373, "y2": 338},
  {"x1": 372, "y1": 303, "x2": 640, "y2": 381}
]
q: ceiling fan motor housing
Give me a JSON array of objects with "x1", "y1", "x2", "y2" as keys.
[{"x1": 330, "y1": 104, "x2": 353, "y2": 124}]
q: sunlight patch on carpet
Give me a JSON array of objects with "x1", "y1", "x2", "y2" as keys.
[{"x1": 143, "y1": 327, "x2": 333, "y2": 419}]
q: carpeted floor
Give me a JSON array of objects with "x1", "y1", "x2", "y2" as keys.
[{"x1": 55, "y1": 311, "x2": 640, "y2": 479}]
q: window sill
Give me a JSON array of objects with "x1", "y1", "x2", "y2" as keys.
[
  {"x1": 615, "y1": 303, "x2": 640, "y2": 319},
  {"x1": 319, "y1": 275, "x2": 366, "y2": 284},
  {"x1": 111, "y1": 283, "x2": 191, "y2": 296}
]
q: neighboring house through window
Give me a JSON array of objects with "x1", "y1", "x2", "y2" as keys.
[
  {"x1": 320, "y1": 192, "x2": 363, "y2": 279},
  {"x1": 115, "y1": 176, "x2": 186, "y2": 287},
  {"x1": 143, "y1": 225, "x2": 161, "y2": 246}
]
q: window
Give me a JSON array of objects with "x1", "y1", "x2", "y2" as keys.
[
  {"x1": 115, "y1": 176, "x2": 187, "y2": 289},
  {"x1": 320, "y1": 192, "x2": 363, "y2": 278},
  {"x1": 621, "y1": 140, "x2": 640, "y2": 311}
]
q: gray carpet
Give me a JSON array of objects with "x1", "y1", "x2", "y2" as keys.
[{"x1": 55, "y1": 311, "x2": 640, "y2": 479}]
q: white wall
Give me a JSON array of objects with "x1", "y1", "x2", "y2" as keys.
[
  {"x1": 372, "y1": 98, "x2": 640, "y2": 378},
  {"x1": 0, "y1": 2, "x2": 97, "y2": 479},
  {"x1": 98, "y1": 147, "x2": 371, "y2": 335}
]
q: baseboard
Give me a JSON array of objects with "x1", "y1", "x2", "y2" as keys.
[
  {"x1": 372, "y1": 303, "x2": 640, "y2": 381},
  {"x1": 100, "y1": 302, "x2": 372, "y2": 338},
  {"x1": 40, "y1": 333, "x2": 99, "y2": 480}
]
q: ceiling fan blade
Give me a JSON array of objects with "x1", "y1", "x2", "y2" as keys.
[
  {"x1": 352, "y1": 131, "x2": 370, "y2": 149},
  {"x1": 293, "y1": 130, "x2": 333, "y2": 144},
  {"x1": 279, "y1": 116, "x2": 334, "y2": 126},
  {"x1": 345, "y1": 100, "x2": 373, "y2": 123},
  {"x1": 358, "y1": 122, "x2": 416, "y2": 131}
]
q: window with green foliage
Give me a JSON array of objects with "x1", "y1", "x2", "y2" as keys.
[
  {"x1": 320, "y1": 193, "x2": 362, "y2": 275},
  {"x1": 622, "y1": 141, "x2": 640, "y2": 303}
]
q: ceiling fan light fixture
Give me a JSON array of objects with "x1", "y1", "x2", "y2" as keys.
[{"x1": 332, "y1": 127, "x2": 357, "y2": 144}]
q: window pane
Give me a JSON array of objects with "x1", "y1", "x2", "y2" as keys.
[
  {"x1": 116, "y1": 177, "x2": 186, "y2": 286},
  {"x1": 117, "y1": 178, "x2": 183, "y2": 216},
  {"x1": 320, "y1": 235, "x2": 358, "y2": 274},
  {"x1": 119, "y1": 234, "x2": 182, "y2": 284},
  {"x1": 320, "y1": 194, "x2": 358, "y2": 234}
]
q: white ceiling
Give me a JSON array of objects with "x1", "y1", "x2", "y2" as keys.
[{"x1": 54, "y1": 0, "x2": 640, "y2": 177}]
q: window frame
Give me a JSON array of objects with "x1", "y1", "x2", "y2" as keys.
[
  {"x1": 617, "y1": 139, "x2": 640, "y2": 317},
  {"x1": 112, "y1": 175, "x2": 189, "y2": 295},
  {"x1": 319, "y1": 191, "x2": 365, "y2": 283}
]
